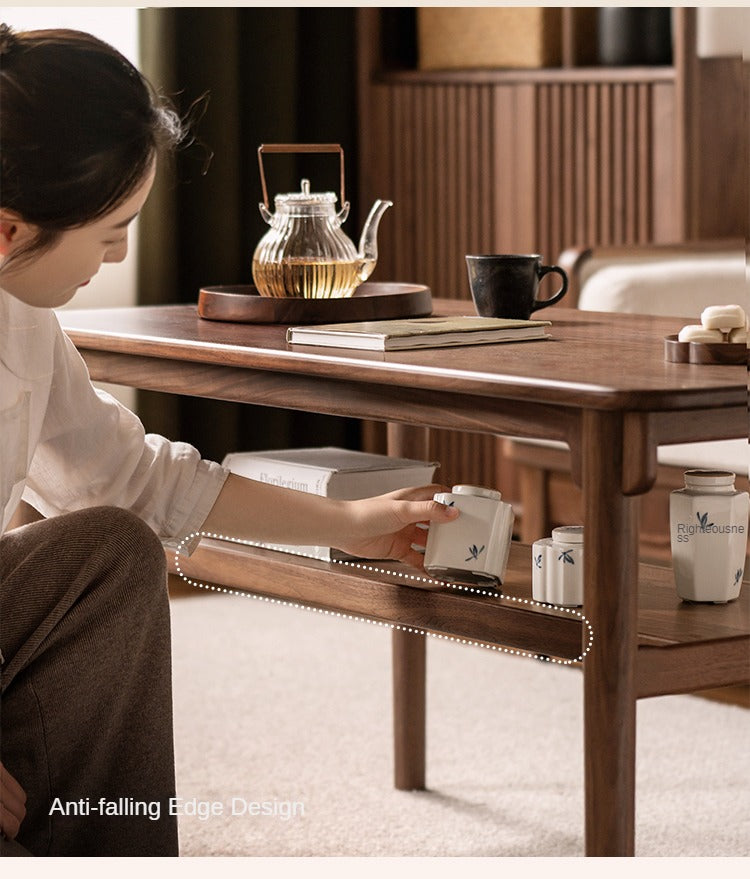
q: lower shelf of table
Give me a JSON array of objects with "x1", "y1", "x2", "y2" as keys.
[{"x1": 166, "y1": 539, "x2": 749, "y2": 700}]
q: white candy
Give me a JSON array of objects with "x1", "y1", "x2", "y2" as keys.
[
  {"x1": 678, "y1": 325, "x2": 724, "y2": 343},
  {"x1": 700, "y1": 304, "x2": 746, "y2": 331},
  {"x1": 728, "y1": 326, "x2": 747, "y2": 344}
]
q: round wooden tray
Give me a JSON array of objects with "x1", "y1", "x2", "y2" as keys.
[
  {"x1": 664, "y1": 334, "x2": 746, "y2": 365},
  {"x1": 197, "y1": 282, "x2": 433, "y2": 324}
]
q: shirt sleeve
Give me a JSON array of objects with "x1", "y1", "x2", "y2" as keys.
[{"x1": 23, "y1": 319, "x2": 229, "y2": 539}]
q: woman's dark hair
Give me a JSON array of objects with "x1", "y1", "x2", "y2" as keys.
[{"x1": 0, "y1": 24, "x2": 184, "y2": 263}]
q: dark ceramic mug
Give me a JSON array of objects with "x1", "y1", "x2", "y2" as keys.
[{"x1": 466, "y1": 254, "x2": 568, "y2": 320}]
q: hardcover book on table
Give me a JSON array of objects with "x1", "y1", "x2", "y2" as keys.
[
  {"x1": 219, "y1": 446, "x2": 439, "y2": 561},
  {"x1": 286, "y1": 315, "x2": 552, "y2": 350}
]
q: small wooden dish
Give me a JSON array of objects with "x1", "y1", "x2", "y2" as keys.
[
  {"x1": 198, "y1": 282, "x2": 433, "y2": 325},
  {"x1": 663, "y1": 334, "x2": 689, "y2": 363},
  {"x1": 664, "y1": 334, "x2": 746, "y2": 365}
]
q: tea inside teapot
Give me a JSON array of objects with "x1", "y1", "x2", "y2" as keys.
[{"x1": 252, "y1": 255, "x2": 375, "y2": 300}]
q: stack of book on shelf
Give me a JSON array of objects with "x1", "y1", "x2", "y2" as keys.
[
  {"x1": 218, "y1": 446, "x2": 438, "y2": 561},
  {"x1": 286, "y1": 315, "x2": 552, "y2": 351}
]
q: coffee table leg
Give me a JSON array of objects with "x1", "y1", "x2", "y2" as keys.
[
  {"x1": 582, "y1": 410, "x2": 639, "y2": 856},
  {"x1": 387, "y1": 423, "x2": 430, "y2": 790},
  {"x1": 392, "y1": 629, "x2": 427, "y2": 789}
]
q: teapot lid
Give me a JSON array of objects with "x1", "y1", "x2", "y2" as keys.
[{"x1": 275, "y1": 178, "x2": 337, "y2": 206}]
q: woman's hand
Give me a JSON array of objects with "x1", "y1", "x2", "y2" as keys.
[
  {"x1": 334, "y1": 484, "x2": 459, "y2": 568},
  {"x1": 0, "y1": 761, "x2": 26, "y2": 840}
]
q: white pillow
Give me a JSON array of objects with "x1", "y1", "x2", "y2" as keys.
[{"x1": 578, "y1": 256, "x2": 748, "y2": 317}]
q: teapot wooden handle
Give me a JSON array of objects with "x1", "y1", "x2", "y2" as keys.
[{"x1": 257, "y1": 144, "x2": 346, "y2": 210}]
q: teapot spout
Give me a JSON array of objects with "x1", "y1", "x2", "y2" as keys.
[{"x1": 357, "y1": 199, "x2": 393, "y2": 281}]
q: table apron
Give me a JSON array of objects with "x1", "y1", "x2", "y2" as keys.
[
  {"x1": 81, "y1": 349, "x2": 581, "y2": 445},
  {"x1": 81, "y1": 349, "x2": 746, "y2": 495}
]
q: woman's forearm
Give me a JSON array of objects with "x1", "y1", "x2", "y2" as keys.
[
  {"x1": 200, "y1": 473, "x2": 350, "y2": 547},
  {"x1": 199, "y1": 473, "x2": 459, "y2": 568}
]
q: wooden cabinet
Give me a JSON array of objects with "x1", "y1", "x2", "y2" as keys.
[
  {"x1": 357, "y1": 8, "x2": 747, "y2": 285},
  {"x1": 355, "y1": 7, "x2": 748, "y2": 505}
]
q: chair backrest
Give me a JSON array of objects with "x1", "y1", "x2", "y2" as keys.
[{"x1": 558, "y1": 240, "x2": 747, "y2": 317}]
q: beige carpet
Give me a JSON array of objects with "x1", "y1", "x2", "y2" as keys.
[{"x1": 168, "y1": 588, "x2": 750, "y2": 858}]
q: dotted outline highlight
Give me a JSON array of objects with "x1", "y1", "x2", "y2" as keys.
[{"x1": 174, "y1": 532, "x2": 594, "y2": 666}]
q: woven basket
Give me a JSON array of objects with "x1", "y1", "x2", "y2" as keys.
[{"x1": 417, "y1": 8, "x2": 562, "y2": 70}]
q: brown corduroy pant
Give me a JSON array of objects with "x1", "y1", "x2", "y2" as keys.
[{"x1": 0, "y1": 506, "x2": 179, "y2": 856}]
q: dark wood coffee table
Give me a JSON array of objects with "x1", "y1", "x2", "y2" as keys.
[{"x1": 59, "y1": 301, "x2": 748, "y2": 856}]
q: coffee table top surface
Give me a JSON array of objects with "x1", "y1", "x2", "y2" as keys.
[{"x1": 59, "y1": 301, "x2": 746, "y2": 412}]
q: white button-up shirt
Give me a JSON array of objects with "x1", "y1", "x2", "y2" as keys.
[{"x1": 1, "y1": 286, "x2": 228, "y2": 536}]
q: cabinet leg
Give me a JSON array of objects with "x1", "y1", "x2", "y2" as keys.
[
  {"x1": 582, "y1": 411, "x2": 639, "y2": 856},
  {"x1": 518, "y1": 463, "x2": 550, "y2": 543},
  {"x1": 386, "y1": 423, "x2": 431, "y2": 462},
  {"x1": 392, "y1": 629, "x2": 426, "y2": 790}
]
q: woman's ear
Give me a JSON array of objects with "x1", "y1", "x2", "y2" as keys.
[{"x1": 0, "y1": 210, "x2": 37, "y2": 257}]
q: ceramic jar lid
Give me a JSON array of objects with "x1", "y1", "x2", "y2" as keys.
[
  {"x1": 684, "y1": 470, "x2": 736, "y2": 488},
  {"x1": 451, "y1": 484, "x2": 502, "y2": 501},
  {"x1": 552, "y1": 525, "x2": 584, "y2": 544}
]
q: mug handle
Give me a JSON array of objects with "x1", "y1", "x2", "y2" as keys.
[{"x1": 532, "y1": 265, "x2": 568, "y2": 311}]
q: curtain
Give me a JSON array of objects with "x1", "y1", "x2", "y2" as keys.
[{"x1": 136, "y1": 7, "x2": 361, "y2": 463}]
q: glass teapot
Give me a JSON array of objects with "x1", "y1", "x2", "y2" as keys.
[{"x1": 251, "y1": 144, "x2": 392, "y2": 299}]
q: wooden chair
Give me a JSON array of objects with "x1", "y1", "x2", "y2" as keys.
[{"x1": 506, "y1": 239, "x2": 748, "y2": 564}]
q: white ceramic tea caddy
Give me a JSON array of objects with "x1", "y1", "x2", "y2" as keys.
[
  {"x1": 424, "y1": 485, "x2": 514, "y2": 587},
  {"x1": 670, "y1": 470, "x2": 749, "y2": 603},
  {"x1": 532, "y1": 525, "x2": 584, "y2": 607}
]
